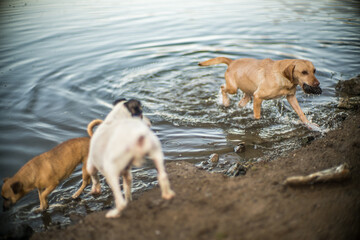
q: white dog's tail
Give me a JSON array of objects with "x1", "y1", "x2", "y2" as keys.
[
  {"x1": 87, "y1": 119, "x2": 103, "y2": 137},
  {"x1": 198, "y1": 57, "x2": 233, "y2": 66}
]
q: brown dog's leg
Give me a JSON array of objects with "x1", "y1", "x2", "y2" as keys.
[
  {"x1": 221, "y1": 85, "x2": 231, "y2": 107},
  {"x1": 286, "y1": 95, "x2": 309, "y2": 123},
  {"x1": 37, "y1": 185, "x2": 57, "y2": 211},
  {"x1": 221, "y1": 71, "x2": 238, "y2": 107},
  {"x1": 253, "y1": 96, "x2": 263, "y2": 119},
  {"x1": 221, "y1": 85, "x2": 237, "y2": 107},
  {"x1": 72, "y1": 163, "x2": 91, "y2": 199},
  {"x1": 238, "y1": 94, "x2": 251, "y2": 108},
  {"x1": 37, "y1": 189, "x2": 45, "y2": 210},
  {"x1": 221, "y1": 72, "x2": 238, "y2": 107}
]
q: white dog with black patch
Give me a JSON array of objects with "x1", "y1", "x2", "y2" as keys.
[{"x1": 86, "y1": 99, "x2": 175, "y2": 218}]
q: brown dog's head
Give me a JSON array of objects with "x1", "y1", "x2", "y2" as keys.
[
  {"x1": 1, "y1": 178, "x2": 25, "y2": 211},
  {"x1": 283, "y1": 60, "x2": 322, "y2": 94}
]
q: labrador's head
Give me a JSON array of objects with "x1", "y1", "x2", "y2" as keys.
[{"x1": 283, "y1": 60, "x2": 322, "y2": 94}]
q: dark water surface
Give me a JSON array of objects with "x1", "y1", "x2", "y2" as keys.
[{"x1": 0, "y1": 0, "x2": 359, "y2": 232}]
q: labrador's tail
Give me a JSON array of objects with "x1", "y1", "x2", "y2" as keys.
[{"x1": 198, "y1": 57, "x2": 233, "y2": 66}]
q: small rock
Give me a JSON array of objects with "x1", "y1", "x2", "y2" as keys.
[
  {"x1": 209, "y1": 153, "x2": 219, "y2": 164},
  {"x1": 301, "y1": 135, "x2": 316, "y2": 145},
  {"x1": 226, "y1": 162, "x2": 247, "y2": 177},
  {"x1": 201, "y1": 160, "x2": 208, "y2": 166},
  {"x1": 234, "y1": 142, "x2": 246, "y2": 153},
  {"x1": 218, "y1": 162, "x2": 226, "y2": 167}
]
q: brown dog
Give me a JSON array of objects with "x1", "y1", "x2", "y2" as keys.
[
  {"x1": 1, "y1": 119, "x2": 101, "y2": 211},
  {"x1": 199, "y1": 57, "x2": 322, "y2": 125}
]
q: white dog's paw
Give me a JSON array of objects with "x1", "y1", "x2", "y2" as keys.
[
  {"x1": 106, "y1": 208, "x2": 122, "y2": 218},
  {"x1": 90, "y1": 184, "x2": 101, "y2": 195},
  {"x1": 162, "y1": 189, "x2": 175, "y2": 200}
]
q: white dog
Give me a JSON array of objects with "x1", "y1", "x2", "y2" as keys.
[{"x1": 86, "y1": 99, "x2": 175, "y2": 218}]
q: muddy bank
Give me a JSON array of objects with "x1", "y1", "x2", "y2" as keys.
[{"x1": 30, "y1": 109, "x2": 360, "y2": 240}]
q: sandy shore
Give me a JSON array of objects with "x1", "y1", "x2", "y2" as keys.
[{"x1": 30, "y1": 109, "x2": 360, "y2": 240}]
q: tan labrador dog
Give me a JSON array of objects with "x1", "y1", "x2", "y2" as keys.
[
  {"x1": 1, "y1": 120, "x2": 100, "y2": 211},
  {"x1": 199, "y1": 57, "x2": 322, "y2": 126}
]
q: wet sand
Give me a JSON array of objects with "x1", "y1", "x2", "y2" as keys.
[{"x1": 31, "y1": 110, "x2": 360, "y2": 240}]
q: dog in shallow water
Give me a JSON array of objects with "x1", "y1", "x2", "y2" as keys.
[
  {"x1": 199, "y1": 57, "x2": 322, "y2": 127},
  {"x1": 87, "y1": 99, "x2": 175, "y2": 218},
  {"x1": 1, "y1": 120, "x2": 100, "y2": 211}
]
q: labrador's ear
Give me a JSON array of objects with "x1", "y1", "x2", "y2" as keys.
[
  {"x1": 10, "y1": 181, "x2": 23, "y2": 194},
  {"x1": 3, "y1": 177, "x2": 9, "y2": 183},
  {"x1": 282, "y1": 63, "x2": 295, "y2": 83}
]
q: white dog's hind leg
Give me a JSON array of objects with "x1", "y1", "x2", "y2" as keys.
[
  {"x1": 123, "y1": 170, "x2": 133, "y2": 202},
  {"x1": 105, "y1": 172, "x2": 127, "y2": 218},
  {"x1": 150, "y1": 150, "x2": 175, "y2": 200},
  {"x1": 86, "y1": 163, "x2": 101, "y2": 195}
]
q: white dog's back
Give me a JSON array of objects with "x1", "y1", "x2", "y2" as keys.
[{"x1": 88, "y1": 118, "x2": 160, "y2": 174}]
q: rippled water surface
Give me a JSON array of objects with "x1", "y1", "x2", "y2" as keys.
[{"x1": 1, "y1": 0, "x2": 359, "y2": 233}]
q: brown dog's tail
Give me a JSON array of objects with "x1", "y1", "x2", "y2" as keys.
[
  {"x1": 87, "y1": 119, "x2": 103, "y2": 137},
  {"x1": 198, "y1": 57, "x2": 233, "y2": 66}
]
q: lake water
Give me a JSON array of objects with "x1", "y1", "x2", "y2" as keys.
[{"x1": 0, "y1": 0, "x2": 359, "y2": 233}]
